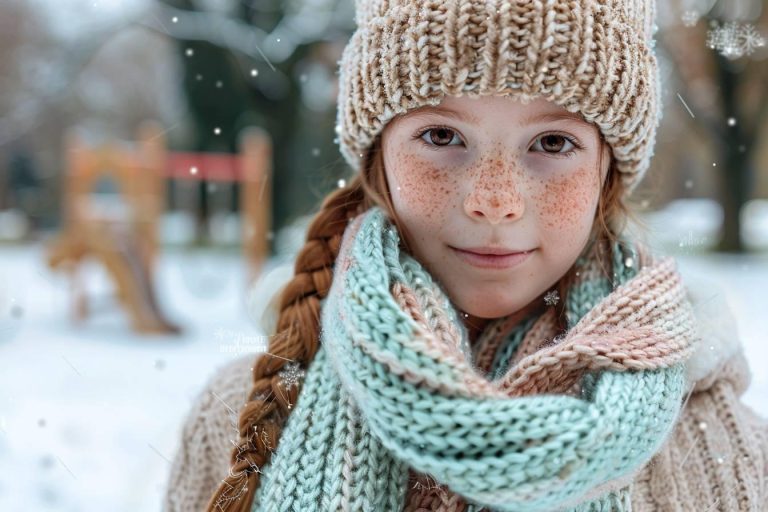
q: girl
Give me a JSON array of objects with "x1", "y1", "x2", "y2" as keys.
[{"x1": 165, "y1": 1, "x2": 768, "y2": 510}]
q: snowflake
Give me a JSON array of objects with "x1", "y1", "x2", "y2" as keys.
[
  {"x1": 740, "y1": 24, "x2": 766, "y2": 55},
  {"x1": 277, "y1": 361, "x2": 305, "y2": 390},
  {"x1": 707, "y1": 21, "x2": 744, "y2": 59},
  {"x1": 706, "y1": 21, "x2": 765, "y2": 59},
  {"x1": 543, "y1": 290, "x2": 560, "y2": 307},
  {"x1": 681, "y1": 10, "x2": 700, "y2": 28}
]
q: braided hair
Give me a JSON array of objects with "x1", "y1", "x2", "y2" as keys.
[{"x1": 205, "y1": 129, "x2": 645, "y2": 511}]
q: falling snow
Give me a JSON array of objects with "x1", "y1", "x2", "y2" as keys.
[
  {"x1": 706, "y1": 21, "x2": 765, "y2": 59},
  {"x1": 543, "y1": 290, "x2": 560, "y2": 307},
  {"x1": 681, "y1": 10, "x2": 700, "y2": 28},
  {"x1": 277, "y1": 361, "x2": 305, "y2": 390},
  {"x1": 1, "y1": 205, "x2": 767, "y2": 512},
  {"x1": 740, "y1": 23, "x2": 766, "y2": 55}
]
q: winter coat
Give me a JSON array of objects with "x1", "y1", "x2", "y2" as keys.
[{"x1": 163, "y1": 263, "x2": 768, "y2": 511}]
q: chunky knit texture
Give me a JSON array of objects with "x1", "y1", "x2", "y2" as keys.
[
  {"x1": 164, "y1": 344, "x2": 768, "y2": 511},
  {"x1": 335, "y1": 0, "x2": 661, "y2": 195},
  {"x1": 182, "y1": 205, "x2": 698, "y2": 511}
]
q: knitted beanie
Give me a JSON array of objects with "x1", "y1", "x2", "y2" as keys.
[{"x1": 334, "y1": 0, "x2": 661, "y2": 196}]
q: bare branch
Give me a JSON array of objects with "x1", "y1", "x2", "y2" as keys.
[
  {"x1": 1, "y1": 0, "x2": 350, "y2": 146},
  {"x1": 147, "y1": 1, "x2": 353, "y2": 68}
]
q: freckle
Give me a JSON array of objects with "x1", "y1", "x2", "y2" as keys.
[
  {"x1": 535, "y1": 167, "x2": 593, "y2": 231},
  {"x1": 393, "y1": 153, "x2": 453, "y2": 221}
]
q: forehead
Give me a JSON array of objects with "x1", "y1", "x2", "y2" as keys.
[{"x1": 394, "y1": 96, "x2": 591, "y2": 128}]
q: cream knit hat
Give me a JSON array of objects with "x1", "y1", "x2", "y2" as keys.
[{"x1": 334, "y1": 0, "x2": 661, "y2": 196}]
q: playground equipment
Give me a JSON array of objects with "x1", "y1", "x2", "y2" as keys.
[
  {"x1": 46, "y1": 121, "x2": 272, "y2": 335},
  {"x1": 166, "y1": 127, "x2": 272, "y2": 280}
]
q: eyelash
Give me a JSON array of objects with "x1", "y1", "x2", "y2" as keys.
[{"x1": 411, "y1": 125, "x2": 585, "y2": 158}]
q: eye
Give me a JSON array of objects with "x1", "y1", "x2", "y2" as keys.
[
  {"x1": 531, "y1": 133, "x2": 583, "y2": 157},
  {"x1": 415, "y1": 126, "x2": 464, "y2": 148}
]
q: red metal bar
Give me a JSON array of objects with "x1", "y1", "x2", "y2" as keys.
[{"x1": 166, "y1": 152, "x2": 243, "y2": 182}]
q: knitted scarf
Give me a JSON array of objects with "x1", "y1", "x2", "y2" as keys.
[{"x1": 249, "y1": 206, "x2": 698, "y2": 512}]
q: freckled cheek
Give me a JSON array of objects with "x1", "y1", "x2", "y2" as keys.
[
  {"x1": 532, "y1": 167, "x2": 598, "y2": 241},
  {"x1": 391, "y1": 152, "x2": 460, "y2": 222}
]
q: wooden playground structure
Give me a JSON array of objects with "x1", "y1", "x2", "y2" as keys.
[{"x1": 46, "y1": 121, "x2": 272, "y2": 335}]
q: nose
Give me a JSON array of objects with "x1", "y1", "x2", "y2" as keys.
[{"x1": 463, "y1": 162, "x2": 525, "y2": 225}]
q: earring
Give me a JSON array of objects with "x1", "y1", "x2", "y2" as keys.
[{"x1": 543, "y1": 290, "x2": 560, "y2": 307}]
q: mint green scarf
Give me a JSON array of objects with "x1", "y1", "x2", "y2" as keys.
[{"x1": 246, "y1": 206, "x2": 696, "y2": 511}]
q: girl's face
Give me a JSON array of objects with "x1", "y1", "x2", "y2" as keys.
[{"x1": 381, "y1": 95, "x2": 610, "y2": 320}]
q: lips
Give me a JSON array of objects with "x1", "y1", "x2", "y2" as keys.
[
  {"x1": 449, "y1": 246, "x2": 535, "y2": 270},
  {"x1": 453, "y1": 246, "x2": 532, "y2": 256}
]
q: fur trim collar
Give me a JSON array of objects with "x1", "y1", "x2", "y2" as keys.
[{"x1": 678, "y1": 269, "x2": 744, "y2": 392}]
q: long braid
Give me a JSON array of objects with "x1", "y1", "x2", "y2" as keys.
[
  {"x1": 205, "y1": 175, "x2": 368, "y2": 512},
  {"x1": 203, "y1": 128, "x2": 638, "y2": 510}
]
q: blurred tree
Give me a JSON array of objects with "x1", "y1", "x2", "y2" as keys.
[
  {"x1": 6, "y1": 144, "x2": 42, "y2": 231},
  {"x1": 660, "y1": 0, "x2": 768, "y2": 252},
  {"x1": 155, "y1": 0, "x2": 355, "y2": 248},
  {"x1": 0, "y1": 0, "x2": 185, "y2": 231}
]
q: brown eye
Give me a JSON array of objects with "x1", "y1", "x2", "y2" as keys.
[
  {"x1": 420, "y1": 127, "x2": 462, "y2": 147},
  {"x1": 532, "y1": 133, "x2": 577, "y2": 155},
  {"x1": 541, "y1": 135, "x2": 566, "y2": 152}
]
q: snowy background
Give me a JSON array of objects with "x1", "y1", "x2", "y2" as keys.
[
  {"x1": 0, "y1": 202, "x2": 767, "y2": 512},
  {"x1": 1, "y1": 0, "x2": 767, "y2": 510}
]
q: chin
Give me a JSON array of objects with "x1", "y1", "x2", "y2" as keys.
[{"x1": 455, "y1": 299, "x2": 518, "y2": 319}]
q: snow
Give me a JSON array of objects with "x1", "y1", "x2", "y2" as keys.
[
  {"x1": 0, "y1": 204, "x2": 766, "y2": 511},
  {"x1": 0, "y1": 243, "x2": 264, "y2": 511}
]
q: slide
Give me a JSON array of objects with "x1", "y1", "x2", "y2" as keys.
[{"x1": 98, "y1": 228, "x2": 182, "y2": 335}]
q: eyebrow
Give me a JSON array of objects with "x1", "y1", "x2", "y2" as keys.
[
  {"x1": 520, "y1": 111, "x2": 590, "y2": 126},
  {"x1": 402, "y1": 105, "x2": 481, "y2": 125}
]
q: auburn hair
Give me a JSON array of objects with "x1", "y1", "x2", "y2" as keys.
[{"x1": 205, "y1": 123, "x2": 645, "y2": 511}]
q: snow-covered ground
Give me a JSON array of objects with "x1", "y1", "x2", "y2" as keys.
[
  {"x1": 0, "y1": 203, "x2": 766, "y2": 511},
  {"x1": 0, "y1": 243, "x2": 271, "y2": 511}
]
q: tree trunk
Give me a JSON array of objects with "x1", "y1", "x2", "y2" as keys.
[{"x1": 714, "y1": 53, "x2": 752, "y2": 253}]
